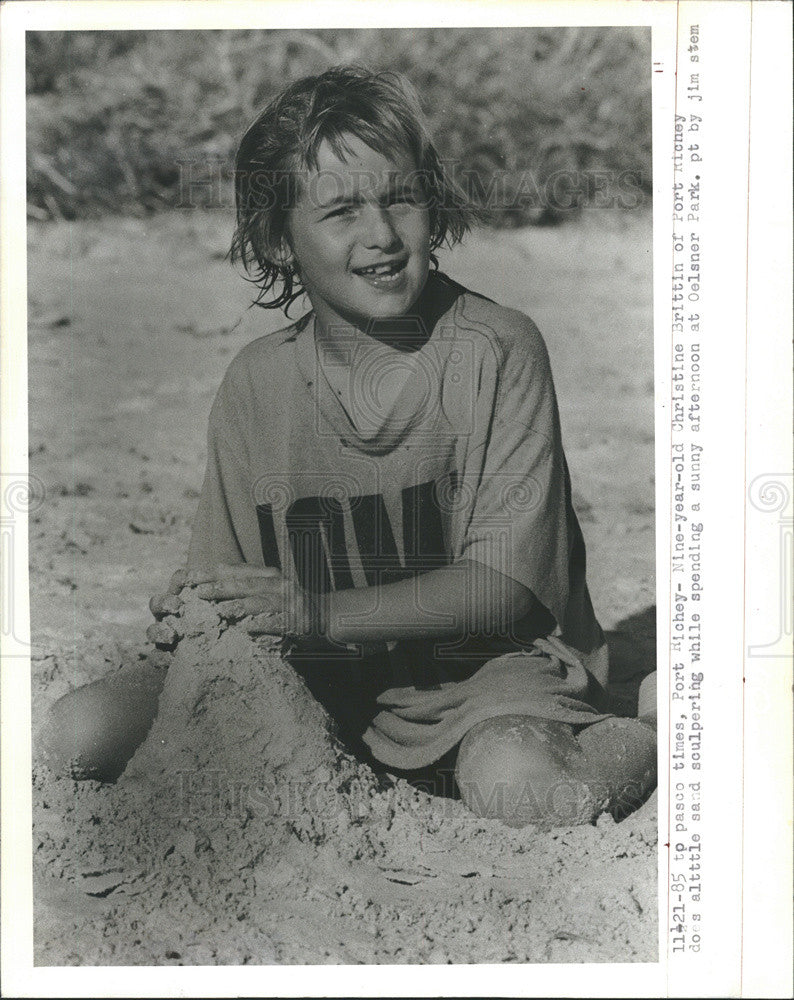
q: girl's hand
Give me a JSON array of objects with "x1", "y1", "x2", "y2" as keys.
[
  {"x1": 186, "y1": 563, "x2": 323, "y2": 638},
  {"x1": 149, "y1": 568, "x2": 188, "y2": 619},
  {"x1": 147, "y1": 568, "x2": 189, "y2": 651}
]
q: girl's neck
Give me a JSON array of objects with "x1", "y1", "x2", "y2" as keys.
[{"x1": 313, "y1": 273, "x2": 449, "y2": 360}]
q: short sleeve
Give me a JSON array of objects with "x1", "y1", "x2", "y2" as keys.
[
  {"x1": 187, "y1": 380, "x2": 266, "y2": 572},
  {"x1": 459, "y1": 318, "x2": 573, "y2": 631}
]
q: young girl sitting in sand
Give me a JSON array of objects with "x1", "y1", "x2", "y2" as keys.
[{"x1": 54, "y1": 66, "x2": 656, "y2": 828}]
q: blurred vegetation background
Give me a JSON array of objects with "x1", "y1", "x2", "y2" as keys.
[{"x1": 26, "y1": 27, "x2": 651, "y2": 225}]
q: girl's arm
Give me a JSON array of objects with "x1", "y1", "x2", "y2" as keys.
[
  {"x1": 325, "y1": 558, "x2": 535, "y2": 644},
  {"x1": 175, "y1": 560, "x2": 536, "y2": 645}
]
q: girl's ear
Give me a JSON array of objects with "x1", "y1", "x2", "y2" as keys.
[
  {"x1": 262, "y1": 236, "x2": 294, "y2": 271},
  {"x1": 273, "y1": 237, "x2": 295, "y2": 270}
]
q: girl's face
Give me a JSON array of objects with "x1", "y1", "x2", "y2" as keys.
[{"x1": 284, "y1": 135, "x2": 431, "y2": 334}]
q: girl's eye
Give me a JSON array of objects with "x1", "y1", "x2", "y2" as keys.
[{"x1": 325, "y1": 205, "x2": 356, "y2": 220}]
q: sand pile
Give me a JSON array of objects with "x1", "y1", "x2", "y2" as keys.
[{"x1": 33, "y1": 597, "x2": 657, "y2": 965}]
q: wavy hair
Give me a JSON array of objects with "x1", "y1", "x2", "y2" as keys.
[{"x1": 230, "y1": 65, "x2": 485, "y2": 313}]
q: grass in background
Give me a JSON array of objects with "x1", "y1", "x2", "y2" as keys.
[{"x1": 26, "y1": 27, "x2": 651, "y2": 225}]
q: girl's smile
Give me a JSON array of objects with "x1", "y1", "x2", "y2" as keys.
[
  {"x1": 352, "y1": 254, "x2": 410, "y2": 289},
  {"x1": 285, "y1": 135, "x2": 431, "y2": 335}
]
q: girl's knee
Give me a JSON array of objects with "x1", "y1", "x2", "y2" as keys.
[
  {"x1": 576, "y1": 716, "x2": 657, "y2": 818},
  {"x1": 455, "y1": 715, "x2": 601, "y2": 829},
  {"x1": 41, "y1": 669, "x2": 161, "y2": 782}
]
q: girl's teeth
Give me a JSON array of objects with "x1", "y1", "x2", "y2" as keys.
[
  {"x1": 364, "y1": 269, "x2": 401, "y2": 284},
  {"x1": 359, "y1": 261, "x2": 404, "y2": 275}
]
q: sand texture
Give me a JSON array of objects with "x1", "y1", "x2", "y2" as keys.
[
  {"x1": 34, "y1": 596, "x2": 657, "y2": 965},
  {"x1": 29, "y1": 212, "x2": 656, "y2": 964}
]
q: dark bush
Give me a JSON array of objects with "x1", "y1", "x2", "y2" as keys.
[{"x1": 26, "y1": 27, "x2": 651, "y2": 224}]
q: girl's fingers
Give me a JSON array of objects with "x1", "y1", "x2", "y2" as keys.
[
  {"x1": 149, "y1": 592, "x2": 184, "y2": 620},
  {"x1": 215, "y1": 563, "x2": 281, "y2": 578},
  {"x1": 184, "y1": 564, "x2": 282, "y2": 590},
  {"x1": 194, "y1": 578, "x2": 284, "y2": 601},
  {"x1": 146, "y1": 618, "x2": 184, "y2": 650},
  {"x1": 241, "y1": 612, "x2": 289, "y2": 636},
  {"x1": 215, "y1": 596, "x2": 279, "y2": 622},
  {"x1": 182, "y1": 568, "x2": 217, "y2": 587},
  {"x1": 168, "y1": 568, "x2": 188, "y2": 594}
]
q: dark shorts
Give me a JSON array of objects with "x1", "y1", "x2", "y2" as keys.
[{"x1": 289, "y1": 636, "x2": 616, "y2": 771}]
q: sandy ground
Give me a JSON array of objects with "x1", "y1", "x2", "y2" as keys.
[{"x1": 28, "y1": 209, "x2": 657, "y2": 965}]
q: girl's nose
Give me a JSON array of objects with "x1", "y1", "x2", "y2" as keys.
[{"x1": 360, "y1": 204, "x2": 402, "y2": 251}]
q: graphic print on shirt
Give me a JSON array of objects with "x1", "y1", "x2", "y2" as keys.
[{"x1": 255, "y1": 478, "x2": 450, "y2": 595}]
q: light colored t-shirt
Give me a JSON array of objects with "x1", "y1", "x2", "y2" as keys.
[{"x1": 188, "y1": 272, "x2": 605, "y2": 695}]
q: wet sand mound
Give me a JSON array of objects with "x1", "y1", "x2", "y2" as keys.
[{"x1": 34, "y1": 597, "x2": 657, "y2": 965}]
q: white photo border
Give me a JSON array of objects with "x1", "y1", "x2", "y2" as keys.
[{"x1": 2, "y1": 2, "x2": 791, "y2": 997}]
